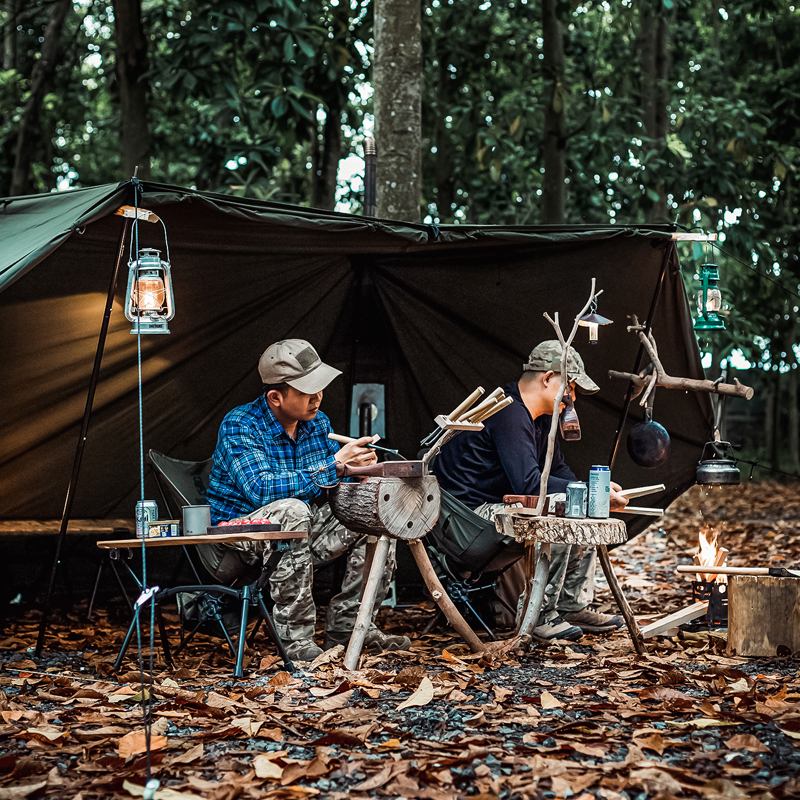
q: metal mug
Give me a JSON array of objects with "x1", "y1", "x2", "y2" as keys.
[{"x1": 182, "y1": 504, "x2": 211, "y2": 536}]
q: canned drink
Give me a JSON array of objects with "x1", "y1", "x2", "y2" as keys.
[
  {"x1": 588, "y1": 466, "x2": 611, "y2": 518},
  {"x1": 566, "y1": 481, "x2": 588, "y2": 518},
  {"x1": 135, "y1": 500, "x2": 158, "y2": 538}
]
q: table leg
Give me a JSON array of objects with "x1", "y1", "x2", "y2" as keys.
[
  {"x1": 517, "y1": 541, "x2": 551, "y2": 640},
  {"x1": 407, "y1": 540, "x2": 484, "y2": 653},
  {"x1": 597, "y1": 544, "x2": 646, "y2": 655},
  {"x1": 234, "y1": 585, "x2": 250, "y2": 678},
  {"x1": 344, "y1": 536, "x2": 391, "y2": 670}
]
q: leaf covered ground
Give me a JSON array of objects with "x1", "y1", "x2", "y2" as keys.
[{"x1": 1, "y1": 482, "x2": 800, "y2": 800}]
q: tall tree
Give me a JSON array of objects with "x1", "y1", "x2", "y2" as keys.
[
  {"x1": 373, "y1": 0, "x2": 422, "y2": 222},
  {"x1": 3, "y1": 0, "x2": 19, "y2": 71},
  {"x1": 9, "y1": 0, "x2": 71, "y2": 196},
  {"x1": 114, "y1": 0, "x2": 150, "y2": 180},
  {"x1": 542, "y1": 0, "x2": 565, "y2": 224}
]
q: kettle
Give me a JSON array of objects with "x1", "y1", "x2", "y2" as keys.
[{"x1": 696, "y1": 441, "x2": 740, "y2": 485}]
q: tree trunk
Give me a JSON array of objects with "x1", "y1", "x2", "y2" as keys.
[
  {"x1": 790, "y1": 366, "x2": 799, "y2": 475},
  {"x1": 9, "y1": 0, "x2": 71, "y2": 196},
  {"x1": 3, "y1": 0, "x2": 19, "y2": 71},
  {"x1": 433, "y1": 57, "x2": 455, "y2": 221},
  {"x1": 114, "y1": 0, "x2": 150, "y2": 180},
  {"x1": 373, "y1": 0, "x2": 422, "y2": 222},
  {"x1": 542, "y1": 0, "x2": 565, "y2": 224},
  {"x1": 310, "y1": 97, "x2": 342, "y2": 210},
  {"x1": 770, "y1": 371, "x2": 781, "y2": 473},
  {"x1": 639, "y1": 0, "x2": 672, "y2": 224},
  {"x1": 763, "y1": 373, "x2": 774, "y2": 467}
]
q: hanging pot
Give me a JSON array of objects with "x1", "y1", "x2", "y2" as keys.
[
  {"x1": 627, "y1": 397, "x2": 671, "y2": 469},
  {"x1": 696, "y1": 441, "x2": 740, "y2": 485}
]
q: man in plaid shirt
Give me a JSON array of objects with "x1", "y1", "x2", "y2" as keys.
[{"x1": 203, "y1": 339, "x2": 409, "y2": 663}]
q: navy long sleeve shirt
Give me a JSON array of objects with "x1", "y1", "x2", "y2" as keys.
[{"x1": 432, "y1": 382, "x2": 575, "y2": 509}]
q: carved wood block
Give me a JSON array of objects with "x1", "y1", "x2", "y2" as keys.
[
  {"x1": 727, "y1": 575, "x2": 800, "y2": 657},
  {"x1": 329, "y1": 476, "x2": 441, "y2": 541},
  {"x1": 495, "y1": 513, "x2": 627, "y2": 545}
]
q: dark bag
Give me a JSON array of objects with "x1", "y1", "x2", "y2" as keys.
[{"x1": 427, "y1": 491, "x2": 525, "y2": 578}]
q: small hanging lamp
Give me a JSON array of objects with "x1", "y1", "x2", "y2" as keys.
[
  {"x1": 693, "y1": 261, "x2": 725, "y2": 331},
  {"x1": 578, "y1": 297, "x2": 613, "y2": 344},
  {"x1": 125, "y1": 247, "x2": 175, "y2": 334}
]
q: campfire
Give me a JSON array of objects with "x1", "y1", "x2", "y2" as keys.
[{"x1": 692, "y1": 526, "x2": 729, "y2": 627}]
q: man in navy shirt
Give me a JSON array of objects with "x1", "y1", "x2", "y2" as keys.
[
  {"x1": 204, "y1": 339, "x2": 410, "y2": 663},
  {"x1": 434, "y1": 340, "x2": 628, "y2": 641}
]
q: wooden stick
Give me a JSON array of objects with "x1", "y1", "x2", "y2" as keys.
[
  {"x1": 344, "y1": 535, "x2": 391, "y2": 670},
  {"x1": 449, "y1": 387, "x2": 484, "y2": 421},
  {"x1": 329, "y1": 433, "x2": 380, "y2": 445},
  {"x1": 471, "y1": 395, "x2": 514, "y2": 423},
  {"x1": 713, "y1": 547, "x2": 730, "y2": 568},
  {"x1": 459, "y1": 388, "x2": 504, "y2": 421},
  {"x1": 407, "y1": 540, "x2": 485, "y2": 653},
  {"x1": 615, "y1": 506, "x2": 664, "y2": 517},
  {"x1": 618, "y1": 484, "x2": 665, "y2": 499},
  {"x1": 640, "y1": 601, "x2": 708, "y2": 638},
  {"x1": 678, "y1": 565, "x2": 780, "y2": 577},
  {"x1": 537, "y1": 280, "x2": 600, "y2": 515},
  {"x1": 597, "y1": 545, "x2": 646, "y2": 654},
  {"x1": 516, "y1": 541, "x2": 552, "y2": 640}
]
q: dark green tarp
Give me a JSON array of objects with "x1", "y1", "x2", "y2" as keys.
[{"x1": 0, "y1": 181, "x2": 713, "y2": 536}]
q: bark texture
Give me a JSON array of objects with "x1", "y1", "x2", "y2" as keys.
[
  {"x1": 114, "y1": 0, "x2": 151, "y2": 180},
  {"x1": 639, "y1": 0, "x2": 672, "y2": 224},
  {"x1": 542, "y1": 0, "x2": 566, "y2": 224},
  {"x1": 495, "y1": 513, "x2": 627, "y2": 545},
  {"x1": 329, "y1": 476, "x2": 440, "y2": 540},
  {"x1": 3, "y1": 0, "x2": 19, "y2": 71},
  {"x1": 373, "y1": 0, "x2": 422, "y2": 222},
  {"x1": 309, "y1": 95, "x2": 342, "y2": 210},
  {"x1": 9, "y1": 0, "x2": 71, "y2": 196}
]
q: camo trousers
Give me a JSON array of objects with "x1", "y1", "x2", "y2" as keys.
[
  {"x1": 199, "y1": 499, "x2": 396, "y2": 648},
  {"x1": 474, "y1": 500, "x2": 596, "y2": 625}
]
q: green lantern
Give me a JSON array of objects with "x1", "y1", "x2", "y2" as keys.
[{"x1": 693, "y1": 262, "x2": 725, "y2": 331}]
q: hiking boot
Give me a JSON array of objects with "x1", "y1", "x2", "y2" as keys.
[
  {"x1": 285, "y1": 639, "x2": 324, "y2": 663},
  {"x1": 325, "y1": 625, "x2": 411, "y2": 654},
  {"x1": 563, "y1": 609, "x2": 624, "y2": 633},
  {"x1": 532, "y1": 616, "x2": 583, "y2": 642}
]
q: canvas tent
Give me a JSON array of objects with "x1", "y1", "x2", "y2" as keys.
[{"x1": 0, "y1": 180, "x2": 712, "y2": 539}]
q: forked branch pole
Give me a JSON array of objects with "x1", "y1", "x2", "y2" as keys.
[
  {"x1": 609, "y1": 315, "x2": 754, "y2": 402},
  {"x1": 536, "y1": 280, "x2": 601, "y2": 515}
]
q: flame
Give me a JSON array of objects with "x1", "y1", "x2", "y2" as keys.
[{"x1": 697, "y1": 526, "x2": 727, "y2": 583}]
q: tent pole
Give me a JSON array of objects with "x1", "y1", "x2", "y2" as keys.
[
  {"x1": 607, "y1": 241, "x2": 673, "y2": 470},
  {"x1": 36, "y1": 217, "x2": 132, "y2": 657}
]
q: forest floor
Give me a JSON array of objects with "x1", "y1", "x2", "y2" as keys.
[{"x1": 2, "y1": 481, "x2": 800, "y2": 800}]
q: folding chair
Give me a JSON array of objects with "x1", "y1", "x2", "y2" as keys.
[{"x1": 424, "y1": 490, "x2": 525, "y2": 639}]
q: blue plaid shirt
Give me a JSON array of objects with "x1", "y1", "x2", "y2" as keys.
[{"x1": 207, "y1": 393, "x2": 340, "y2": 524}]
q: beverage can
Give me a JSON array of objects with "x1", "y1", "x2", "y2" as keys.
[
  {"x1": 135, "y1": 500, "x2": 159, "y2": 538},
  {"x1": 588, "y1": 466, "x2": 611, "y2": 518},
  {"x1": 566, "y1": 481, "x2": 588, "y2": 518}
]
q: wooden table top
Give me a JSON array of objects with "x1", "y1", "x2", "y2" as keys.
[
  {"x1": 495, "y1": 513, "x2": 627, "y2": 545},
  {"x1": 97, "y1": 530, "x2": 308, "y2": 549}
]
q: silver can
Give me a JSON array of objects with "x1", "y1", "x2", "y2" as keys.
[
  {"x1": 588, "y1": 466, "x2": 611, "y2": 518},
  {"x1": 566, "y1": 481, "x2": 588, "y2": 518},
  {"x1": 135, "y1": 500, "x2": 159, "y2": 538}
]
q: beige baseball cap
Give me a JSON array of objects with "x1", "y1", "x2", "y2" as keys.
[
  {"x1": 258, "y1": 339, "x2": 342, "y2": 394},
  {"x1": 523, "y1": 340, "x2": 600, "y2": 394}
]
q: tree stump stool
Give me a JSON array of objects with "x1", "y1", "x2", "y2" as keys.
[
  {"x1": 330, "y1": 476, "x2": 484, "y2": 668},
  {"x1": 494, "y1": 514, "x2": 646, "y2": 654}
]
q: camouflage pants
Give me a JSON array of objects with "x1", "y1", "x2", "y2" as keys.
[
  {"x1": 474, "y1": 500, "x2": 596, "y2": 625},
  {"x1": 199, "y1": 499, "x2": 396, "y2": 650}
]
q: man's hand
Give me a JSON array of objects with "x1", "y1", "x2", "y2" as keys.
[
  {"x1": 610, "y1": 481, "x2": 629, "y2": 511},
  {"x1": 334, "y1": 436, "x2": 378, "y2": 472}
]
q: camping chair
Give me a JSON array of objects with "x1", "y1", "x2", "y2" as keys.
[
  {"x1": 424, "y1": 490, "x2": 525, "y2": 639},
  {"x1": 103, "y1": 450, "x2": 296, "y2": 675}
]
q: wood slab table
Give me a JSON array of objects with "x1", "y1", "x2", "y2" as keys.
[
  {"x1": 97, "y1": 530, "x2": 306, "y2": 549},
  {"x1": 495, "y1": 514, "x2": 646, "y2": 654}
]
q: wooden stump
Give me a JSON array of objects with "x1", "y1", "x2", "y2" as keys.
[
  {"x1": 494, "y1": 513, "x2": 627, "y2": 545},
  {"x1": 728, "y1": 576, "x2": 800, "y2": 657},
  {"x1": 329, "y1": 476, "x2": 440, "y2": 540}
]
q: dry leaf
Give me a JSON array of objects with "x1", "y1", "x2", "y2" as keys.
[
  {"x1": 122, "y1": 779, "x2": 206, "y2": 800},
  {"x1": 540, "y1": 690, "x2": 564, "y2": 709},
  {"x1": 268, "y1": 671, "x2": 294, "y2": 687},
  {"x1": 493, "y1": 685, "x2": 514, "y2": 702},
  {"x1": 725, "y1": 734, "x2": 770, "y2": 752},
  {"x1": 170, "y1": 743, "x2": 204, "y2": 765},
  {"x1": 0, "y1": 782, "x2": 48, "y2": 799},
  {"x1": 118, "y1": 730, "x2": 168, "y2": 760},
  {"x1": 633, "y1": 733, "x2": 667, "y2": 755},
  {"x1": 396, "y1": 676, "x2": 434, "y2": 711},
  {"x1": 254, "y1": 753, "x2": 285, "y2": 780}
]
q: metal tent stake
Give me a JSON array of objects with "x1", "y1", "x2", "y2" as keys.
[{"x1": 36, "y1": 216, "x2": 131, "y2": 656}]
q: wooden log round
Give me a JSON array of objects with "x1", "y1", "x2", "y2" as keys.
[
  {"x1": 329, "y1": 476, "x2": 441, "y2": 541},
  {"x1": 727, "y1": 575, "x2": 800, "y2": 657},
  {"x1": 495, "y1": 513, "x2": 627, "y2": 545}
]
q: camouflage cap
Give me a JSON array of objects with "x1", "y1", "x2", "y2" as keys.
[{"x1": 523, "y1": 340, "x2": 600, "y2": 394}]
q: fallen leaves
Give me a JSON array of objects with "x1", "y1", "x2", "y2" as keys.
[
  {"x1": 118, "y1": 730, "x2": 168, "y2": 759},
  {"x1": 396, "y1": 676, "x2": 434, "y2": 711}
]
